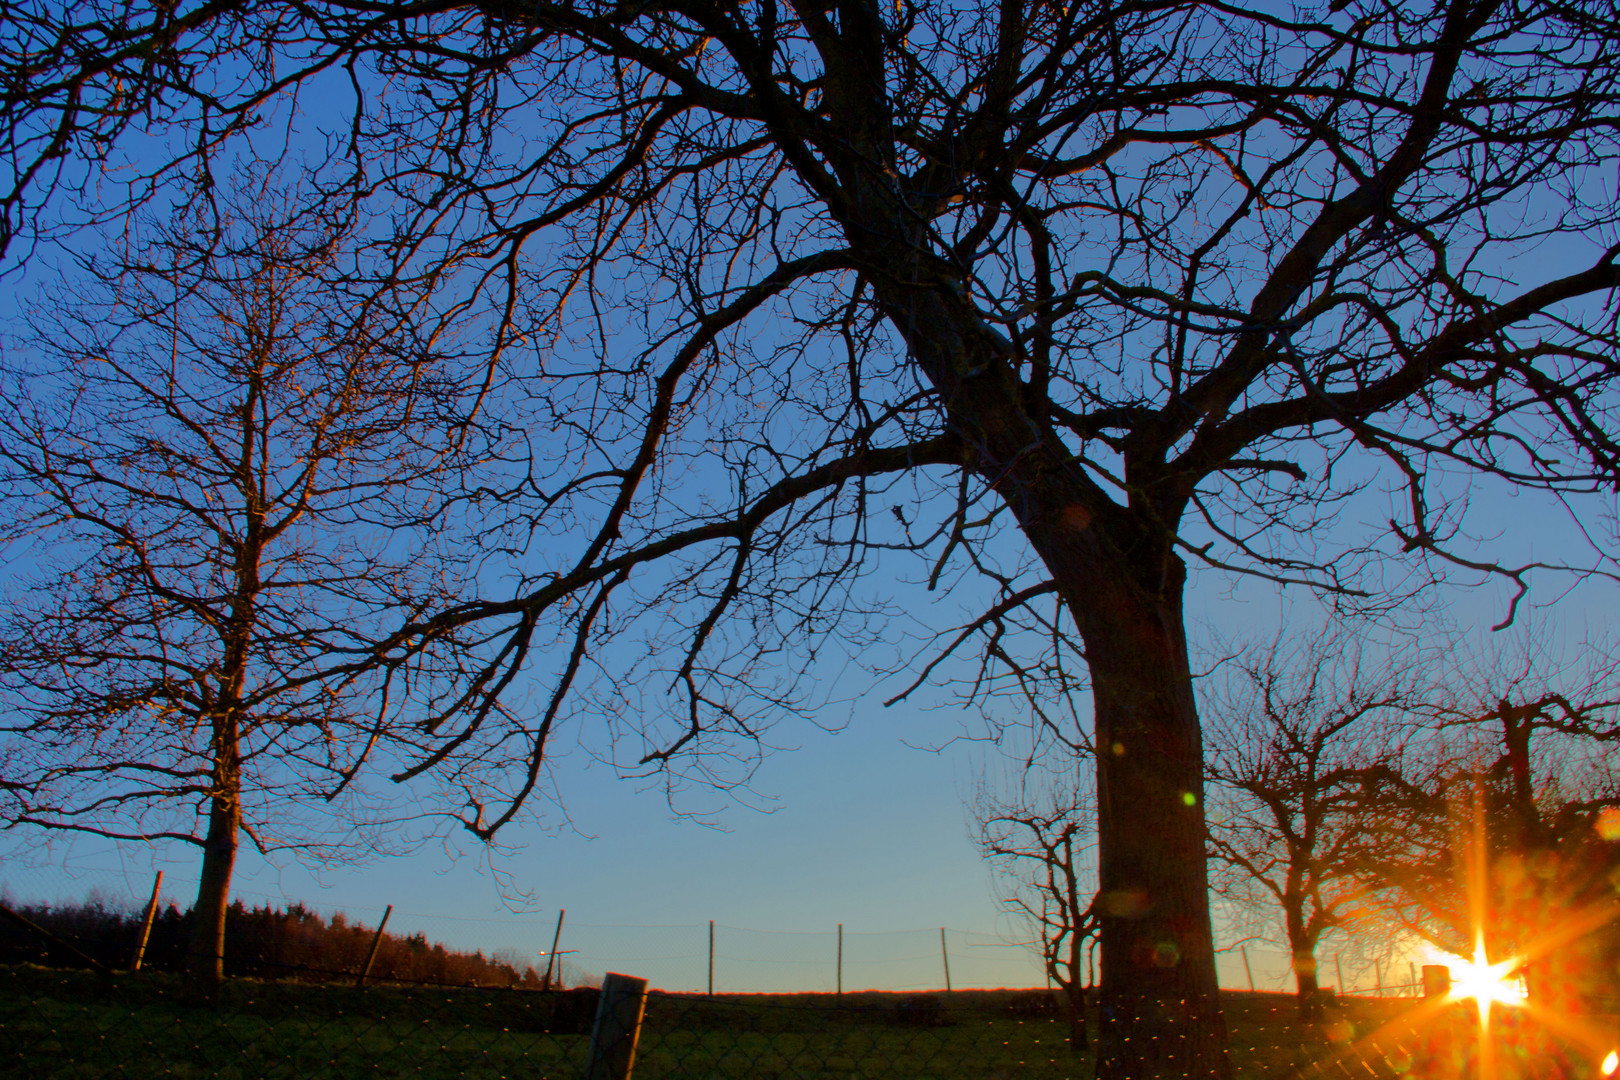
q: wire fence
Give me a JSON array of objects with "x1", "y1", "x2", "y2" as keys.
[
  {"x1": 7, "y1": 866, "x2": 1620, "y2": 1079},
  {"x1": 0, "y1": 862, "x2": 1393, "y2": 995},
  {"x1": 8, "y1": 952, "x2": 1617, "y2": 1080}
]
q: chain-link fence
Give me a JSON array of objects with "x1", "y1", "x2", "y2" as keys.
[
  {"x1": 6, "y1": 870, "x2": 1619, "y2": 1080},
  {"x1": 8, "y1": 953, "x2": 1618, "y2": 1079}
]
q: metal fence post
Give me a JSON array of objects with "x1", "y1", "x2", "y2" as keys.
[
  {"x1": 836, "y1": 923, "x2": 842, "y2": 996},
  {"x1": 584, "y1": 972, "x2": 649, "y2": 1080}
]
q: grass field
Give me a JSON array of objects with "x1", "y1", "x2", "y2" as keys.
[{"x1": 1, "y1": 962, "x2": 1596, "y2": 1079}]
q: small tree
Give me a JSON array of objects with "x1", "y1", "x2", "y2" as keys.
[
  {"x1": 973, "y1": 763, "x2": 1098, "y2": 1050},
  {"x1": 0, "y1": 175, "x2": 485, "y2": 991},
  {"x1": 1204, "y1": 628, "x2": 1426, "y2": 1019}
]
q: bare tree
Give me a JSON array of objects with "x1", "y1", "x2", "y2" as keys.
[
  {"x1": 5, "y1": 2, "x2": 1620, "y2": 1073},
  {"x1": 1203, "y1": 628, "x2": 1431, "y2": 1019},
  {"x1": 973, "y1": 763, "x2": 1099, "y2": 1051},
  {"x1": 0, "y1": 175, "x2": 489, "y2": 991},
  {"x1": 1352, "y1": 639, "x2": 1620, "y2": 1013}
]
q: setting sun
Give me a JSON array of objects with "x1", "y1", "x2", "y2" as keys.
[{"x1": 1447, "y1": 941, "x2": 1527, "y2": 1017}]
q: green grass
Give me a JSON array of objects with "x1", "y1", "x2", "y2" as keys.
[{"x1": 2, "y1": 963, "x2": 1582, "y2": 1079}]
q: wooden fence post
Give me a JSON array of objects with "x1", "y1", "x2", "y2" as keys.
[
  {"x1": 584, "y1": 971, "x2": 649, "y2": 1080},
  {"x1": 1241, "y1": 946, "x2": 1255, "y2": 993},
  {"x1": 543, "y1": 909, "x2": 566, "y2": 991},
  {"x1": 1422, "y1": 965, "x2": 1452, "y2": 999},
  {"x1": 939, "y1": 927, "x2": 952, "y2": 993},
  {"x1": 355, "y1": 904, "x2": 393, "y2": 988},
  {"x1": 130, "y1": 870, "x2": 163, "y2": 972},
  {"x1": 707, "y1": 920, "x2": 714, "y2": 996}
]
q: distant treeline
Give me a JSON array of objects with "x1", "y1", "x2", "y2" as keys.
[{"x1": 0, "y1": 891, "x2": 548, "y2": 988}]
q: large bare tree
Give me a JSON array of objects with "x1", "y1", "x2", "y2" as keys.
[
  {"x1": 5, "y1": 1, "x2": 1620, "y2": 1073},
  {"x1": 0, "y1": 176, "x2": 490, "y2": 991}
]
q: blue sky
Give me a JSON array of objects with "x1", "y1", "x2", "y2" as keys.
[
  {"x1": 7, "y1": 507, "x2": 1613, "y2": 995},
  {"x1": 3, "y1": 30, "x2": 1618, "y2": 997}
]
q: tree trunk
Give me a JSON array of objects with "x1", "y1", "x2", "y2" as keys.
[
  {"x1": 1063, "y1": 981, "x2": 1089, "y2": 1052},
  {"x1": 1285, "y1": 910, "x2": 1321, "y2": 1021},
  {"x1": 1063, "y1": 914, "x2": 1088, "y2": 1051},
  {"x1": 187, "y1": 707, "x2": 242, "y2": 996},
  {"x1": 1079, "y1": 579, "x2": 1228, "y2": 1080},
  {"x1": 858, "y1": 239, "x2": 1229, "y2": 1079},
  {"x1": 986, "y1": 436, "x2": 1226, "y2": 1077}
]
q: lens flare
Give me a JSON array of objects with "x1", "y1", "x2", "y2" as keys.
[
  {"x1": 1446, "y1": 940, "x2": 1526, "y2": 1023},
  {"x1": 1603, "y1": 1050, "x2": 1619, "y2": 1077}
]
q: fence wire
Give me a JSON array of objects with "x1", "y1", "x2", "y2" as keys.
[{"x1": 7, "y1": 954, "x2": 1617, "y2": 1080}]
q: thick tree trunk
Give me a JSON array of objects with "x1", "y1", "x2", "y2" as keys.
[
  {"x1": 852, "y1": 218, "x2": 1228, "y2": 1076},
  {"x1": 1079, "y1": 578, "x2": 1228, "y2": 1080},
  {"x1": 968, "y1": 422, "x2": 1226, "y2": 1077},
  {"x1": 187, "y1": 708, "x2": 242, "y2": 996}
]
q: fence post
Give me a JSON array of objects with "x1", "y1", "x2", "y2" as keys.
[
  {"x1": 940, "y1": 927, "x2": 952, "y2": 993},
  {"x1": 836, "y1": 923, "x2": 842, "y2": 996},
  {"x1": 543, "y1": 909, "x2": 566, "y2": 991},
  {"x1": 707, "y1": 920, "x2": 714, "y2": 996},
  {"x1": 355, "y1": 904, "x2": 393, "y2": 988},
  {"x1": 1422, "y1": 965, "x2": 1452, "y2": 999},
  {"x1": 584, "y1": 971, "x2": 649, "y2": 1080},
  {"x1": 1241, "y1": 946, "x2": 1255, "y2": 993},
  {"x1": 130, "y1": 870, "x2": 163, "y2": 972},
  {"x1": 1335, "y1": 954, "x2": 1346, "y2": 996}
]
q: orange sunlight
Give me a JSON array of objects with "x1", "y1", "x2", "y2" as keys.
[{"x1": 1445, "y1": 938, "x2": 1526, "y2": 1023}]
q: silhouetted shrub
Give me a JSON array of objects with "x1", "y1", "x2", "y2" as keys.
[
  {"x1": 543, "y1": 986, "x2": 601, "y2": 1034},
  {"x1": 0, "y1": 893, "x2": 547, "y2": 989},
  {"x1": 893, "y1": 994, "x2": 944, "y2": 1026},
  {"x1": 1007, "y1": 990, "x2": 1059, "y2": 1018}
]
